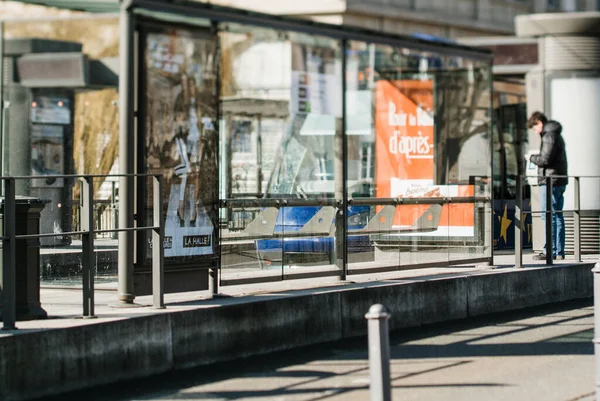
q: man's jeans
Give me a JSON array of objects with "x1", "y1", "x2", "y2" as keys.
[{"x1": 540, "y1": 184, "x2": 566, "y2": 258}]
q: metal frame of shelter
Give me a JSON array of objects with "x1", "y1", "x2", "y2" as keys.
[{"x1": 112, "y1": 0, "x2": 494, "y2": 304}]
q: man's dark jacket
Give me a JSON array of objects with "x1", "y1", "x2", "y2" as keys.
[{"x1": 530, "y1": 120, "x2": 568, "y2": 187}]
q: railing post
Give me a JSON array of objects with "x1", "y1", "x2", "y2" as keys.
[
  {"x1": 2, "y1": 178, "x2": 16, "y2": 330},
  {"x1": 573, "y1": 176, "x2": 581, "y2": 262},
  {"x1": 81, "y1": 176, "x2": 95, "y2": 318},
  {"x1": 335, "y1": 200, "x2": 347, "y2": 281},
  {"x1": 545, "y1": 182, "x2": 553, "y2": 265},
  {"x1": 208, "y1": 265, "x2": 219, "y2": 297},
  {"x1": 365, "y1": 304, "x2": 392, "y2": 401},
  {"x1": 111, "y1": 180, "x2": 118, "y2": 240},
  {"x1": 152, "y1": 175, "x2": 164, "y2": 309},
  {"x1": 207, "y1": 200, "x2": 221, "y2": 298},
  {"x1": 515, "y1": 174, "x2": 523, "y2": 268},
  {"x1": 592, "y1": 263, "x2": 600, "y2": 400}
]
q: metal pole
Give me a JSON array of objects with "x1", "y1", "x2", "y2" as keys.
[
  {"x1": 111, "y1": 180, "x2": 118, "y2": 240},
  {"x1": 0, "y1": 21, "x2": 4, "y2": 195},
  {"x1": 545, "y1": 182, "x2": 553, "y2": 265},
  {"x1": 574, "y1": 176, "x2": 581, "y2": 262},
  {"x1": 208, "y1": 265, "x2": 219, "y2": 297},
  {"x1": 334, "y1": 38, "x2": 348, "y2": 281},
  {"x1": 152, "y1": 175, "x2": 164, "y2": 309},
  {"x1": 1, "y1": 178, "x2": 16, "y2": 330},
  {"x1": 256, "y1": 115, "x2": 262, "y2": 194},
  {"x1": 515, "y1": 174, "x2": 523, "y2": 268},
  {"x1": 81, "y1": 177, "x2": 96, "y2": 318},
  {"x1": 592, "y1": 262, "x2": 600, "y2": 401},
  {"x1": 487, "y1": 59, "x2": 495, "y2": 267},
  {"x1": 118, "y1": 0, "x2": 136, "y2": 304},
  {"x1": 365, "y1": 304, "x2": 392, "y2": 401}
]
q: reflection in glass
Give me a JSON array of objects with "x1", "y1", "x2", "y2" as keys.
[
  {"x1": 346, "y1": 42, "x2": 492, "y2": 272},
  {"x1": 3, "y1": 15, "x2": 120, "y2": 286},
  {"x1": 219, "y1": 24, "x2": 343, "y2": 275}
]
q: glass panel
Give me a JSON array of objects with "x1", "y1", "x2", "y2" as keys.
[
  {"x1": 437, "y1": 57, "x2": 492, "y2": 263},
  {"x1": 345, "y1": 42, "x2": 493, "y2": 272},
  {"x1": 219, "y1": 23, "x2": 290, "y2": 279},
  {"x1": 2, "y1": 14, "x2": 120, "y2": 286},
  {"x1": 219, "y1": 23, "x2": 342, "y2": 279}
]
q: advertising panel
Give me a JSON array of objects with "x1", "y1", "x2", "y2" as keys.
[
  {"x1": 144, "y1": 28, "x2": 218, "y2": 258},
  {"x1": 375, "y1": 80, "x2": 474, "y2": 236}
]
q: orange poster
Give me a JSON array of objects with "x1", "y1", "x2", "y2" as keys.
[{"x1": 375, "y1": 80, "x2": 474, "y2": 229}]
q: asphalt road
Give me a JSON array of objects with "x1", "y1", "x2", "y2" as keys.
[{"x1": 37, "y1": 299, "x2": 596, "y2": 401}]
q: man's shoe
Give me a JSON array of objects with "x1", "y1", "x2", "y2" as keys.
[
  {"x1": 532, "y1": 253, "x2": 547, "y2": 261},
  {"x1": 555, "y1": 255, "x2": 565, "y2": 260}
]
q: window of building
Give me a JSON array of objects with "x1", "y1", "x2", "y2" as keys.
[{"x1": 232, "y1": 120, "x2": 252, "y2": 153}]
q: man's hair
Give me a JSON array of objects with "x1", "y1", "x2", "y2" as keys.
[{"x1": 527, "y1": 111, "x2": 548, "y2": 129}]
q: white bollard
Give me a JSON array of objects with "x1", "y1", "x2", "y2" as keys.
[
  {"x1": 592, "y1": 263, "x2": 600, "y2": 401},
  {"x1": 365, "y1": 304, "x2": 392, "y2": 401}
]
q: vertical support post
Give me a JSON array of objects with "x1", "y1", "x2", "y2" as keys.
[
  {"x1": 256, "y1": 115, "x2": 262, "y2": 195},
  {"x1": 592, "y1": 263, "x2": 600, "y2": 401},
  {"x1": 574, "y1": 176, "x2": 581, "y2": 262},
  {"x1": 365, "y1": 304, "x2": 392, "y2": 401},
  {"x1": 0, "y1": 21, "x2": 4, "y2": 195},
  {"x1": 515, "y1": 174, "x2": 523, "y2": 268},
  {"x1": 487, "y1": 60, "x2": 495, "y2": 267},
  {"x1": 545, "y1": 182, "x2": 553, "y2": 265},
  {"x1": 2, "y1": 178, "x2": 16, "y2": 330},
  {"x1": 118, "y1": 0, "x2": 136, "y2": 304},
  {"x1": 152, "y1": 175, "x2": 164, "y2": 309},
  {"x1": 208, "y1": 199, "x2": 226, "y2": 298},
  {"x1": 334, "y1": 38, "x2": 348, "y2": 281},
  {"x1": 81, "y1": 176, "x2": 95, "y2": 318},
  {"x1": 209, "y1": 265, "x2": 219, "y2": 297},
  {"x1": 111, "y1": 180, "x2": 118, "y2": 240},
  {"x1": 279, "y1": 201, "x2": 285, "y2": 281}
]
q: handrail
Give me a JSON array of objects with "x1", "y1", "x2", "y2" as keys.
[
  {"x1": 4, "y1": 170, "x2": 597, "y2": 330},
  {"x1": 349, "y1": 196, "x2": 490, "y2": 205},
  {"x1": 514, "y1": 174, "x2": 600, "y2": 268},
  {"x1": 221, "y1": 195, "x2": 491, "y2": 208},
  {"x1": 0, "y1": 174, "x2": 165, "y2": 331},
  {"x1": 0, "y1": 173, "x2": 157, "y2": 180}
]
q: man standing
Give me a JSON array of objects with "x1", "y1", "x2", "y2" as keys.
[{"x1": 527, "y1": 111, "x2": 568, "y2": 260}]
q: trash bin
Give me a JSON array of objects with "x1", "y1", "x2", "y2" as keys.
[{"x1": 0, "y1": 196, "x2": 48, "y2": 321}]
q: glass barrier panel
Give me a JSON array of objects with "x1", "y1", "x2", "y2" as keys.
[
  {"x1": 219, "y1": 202, "x2": 273, "y2": 283},
  {"x1": 398, "y1": 200, "x2": 450, "y2": 268},
  {"x1": 280, "y1": 204, "x2": 339, "y2": 279}
]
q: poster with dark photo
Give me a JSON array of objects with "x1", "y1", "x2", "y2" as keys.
[
  {"x1": 31, "y1": 124, "x2": 64, "y2": 188},
  {"x1": 144, "y1": 28, "x2": 218, "y2": 258}
]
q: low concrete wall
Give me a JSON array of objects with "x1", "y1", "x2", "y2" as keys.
[{"x1": 0, "y1": 264, "x2": 594, "y2": 401}]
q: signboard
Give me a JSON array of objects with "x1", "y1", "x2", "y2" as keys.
[
  {"x1": 375, "y1": 80, "x2": 474, "y2": 235},
  {"x1": 144, "y1": 28, "x2": 218, "y2": 258},
  {"x1": 30, "y1": 96, "x2": 71, "y2": 125}
]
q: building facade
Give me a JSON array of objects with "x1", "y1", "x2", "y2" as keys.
[{"x1": 210, "y1": 0, "x2": 599, "y2": 37}]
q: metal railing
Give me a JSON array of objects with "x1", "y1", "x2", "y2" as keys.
[
  {"x1": 514, "y1": 174, "x2": 600, "y2": 268},
  {"x1": 216, "y1": 193, "x2": 492, "y2": 289},
  {"x1": 1, "y1": 173, "x2": 164, "y2": 331},
  {"x1": 2, "y1": 175, "x2": 494, "y2": 326},
  {"x1": 71, "y1": 181, "x2": 119, "y2": 239}
]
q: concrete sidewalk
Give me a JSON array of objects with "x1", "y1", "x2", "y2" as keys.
[{"x1": 0, "y1": 252, "x2": 598, "y2": 401}]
